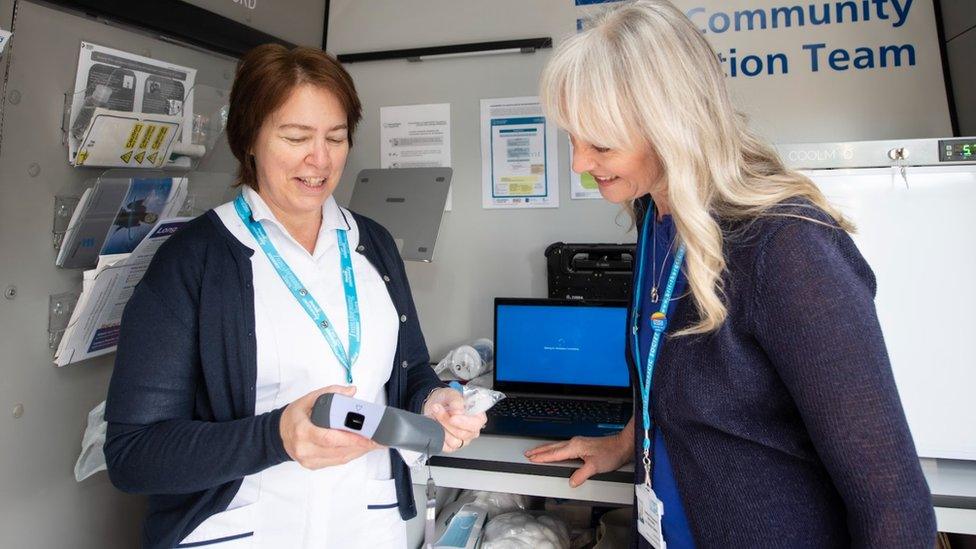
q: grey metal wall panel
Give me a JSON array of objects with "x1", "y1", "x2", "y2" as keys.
[{"x1": 0, "y1": 1, "x2": 237, "y2": 547}]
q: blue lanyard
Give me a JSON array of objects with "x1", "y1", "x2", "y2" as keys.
[
  {"x1": 234, "y1": 194, "x2": 361, "y2": 383},
  {"x1": 631, "y1": 206, "x2": 686, "y2": 469}
]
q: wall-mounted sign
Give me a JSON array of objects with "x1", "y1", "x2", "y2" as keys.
[{"x1": 183, "y1": 0, "x2": 326, "y2": 46}]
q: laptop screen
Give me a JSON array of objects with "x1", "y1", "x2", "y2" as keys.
[{"x1": 494, "y1": 299, "x2": 631, "y2": 397}]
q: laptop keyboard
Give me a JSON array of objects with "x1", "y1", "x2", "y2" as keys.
[{"x1": 490, "y1": 397, "x2": 630, "y2": 424}]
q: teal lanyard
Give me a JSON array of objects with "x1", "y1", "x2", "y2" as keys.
[
  {"x1": 234, "y1": 193, "x2": 361, "y2": 383},
  {"x1": 630, "y1": 205, "x2": 685, "y2": 482}
]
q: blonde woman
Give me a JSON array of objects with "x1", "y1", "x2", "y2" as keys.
[{"x1": 525, "y1": 2, "x2": 936, "y2": 547}]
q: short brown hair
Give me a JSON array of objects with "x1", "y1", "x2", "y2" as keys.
[{"x1": 226, "y1": 44, "x2": 362, "y2": 189}]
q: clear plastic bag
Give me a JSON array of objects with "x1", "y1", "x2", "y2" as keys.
[
  {"x1": 455, "y1": 490, "x2": 529, "y2": 520},
  {"x1": 455, "y1": 383, "x2": 505, "y2": 415},
  {"x1": 74, "y1": 400, "x2": 107, "y2": 481},
  {"x1": 465, "y1": 371, "x2": 494, "y2": 390},
  {"x1": 482, "y1": 511, "x2": 571, "y2": 549},
  {"x1": 383, "y1": 382, "x2": 505, "y2": 467},
  {"x1": 433, "y1": 501, "x2": 489, "y2": 547},
  {"x1": 435, "y1": 338, "x2": 494, "y2": 381},
  {"x1": 69, "y1": 84, "x2": 112, "y2": 141}
]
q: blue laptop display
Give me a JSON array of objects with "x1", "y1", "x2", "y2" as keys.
[
  {"x1": 495, "y1": 303, "x2": 630, "y2": 388},
  {"x1": 486, "y1": 298, "x2": 633, "y2": 439}
]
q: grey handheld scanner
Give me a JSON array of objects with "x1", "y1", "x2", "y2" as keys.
[{"x1": 310, "y1": 393, "x2": 445, "y2": 455}]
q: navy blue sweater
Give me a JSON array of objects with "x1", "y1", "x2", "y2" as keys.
[
  {"x1": 628, "y1": 198, "x2": 936, "y2": 548},
  {"x1": 104, "y1": 209, "x2": 443, "y2": 549}
]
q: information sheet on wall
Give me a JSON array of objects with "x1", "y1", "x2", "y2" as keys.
[
  {"x1": 380, "y1": 103, "x2": 452, "y2": 210},
  {"x1": 480, "y1": 97, "x2": 559, "y2": 209}
]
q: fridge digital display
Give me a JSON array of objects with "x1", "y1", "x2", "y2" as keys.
[{"x1": 939, "y1": 139, "x2": 976, "y2": 162}]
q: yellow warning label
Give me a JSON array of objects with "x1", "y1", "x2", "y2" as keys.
[
  {"x1": 120, "y1": 150, "x2": 133, "y2": 163},
  {"x1": 139, "y1": 125, "x2": 157, "y2": 150},
  {"x1": 151, "y1": 126, "x2": 170, "y2": 150},
  {"x1": 135, "y1": 151, "x2": 146, "y2": 164},
  {"x1": 125, "y1": 124, "x2": 144, "y2": 149},
  {"x1": 76, "y1": 151, "x2": 89, "y2": 165},
  {"x1": 148, "y1": 151, "x2": 159, "y2": 165}
]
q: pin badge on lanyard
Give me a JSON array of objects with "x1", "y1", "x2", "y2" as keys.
[
  {"x1": 650, "y1": 311, "x2": 668, "y2": 333},
  {"x1": 234, "y1": 194, "x2": 361, "y2": 382}
]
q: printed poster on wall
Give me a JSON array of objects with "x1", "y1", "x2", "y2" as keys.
[
  {"x1": 480, "y1": 97, "x2": 559, "y2": 209},
  {"x1": 380, "y1": 103, "x2": 453, "y2": 210}
]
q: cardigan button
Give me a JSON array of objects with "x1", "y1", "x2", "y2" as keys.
[
  {"x1": 400, "y1": 314, "x2": 407, "y2": 323},
  {"x1": 356, "y1": 245, "x2": 365, "y2": 252},
  {"x1": 401, "y1": 360, "x2": 409, "y2": 369},
  {"x1": 382, "y1": 275, "x2": 391, "y2": 283}
]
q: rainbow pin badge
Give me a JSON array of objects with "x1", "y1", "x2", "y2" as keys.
[{"x1": 650, "y1": 311, "x2": 668, "y2": 333}]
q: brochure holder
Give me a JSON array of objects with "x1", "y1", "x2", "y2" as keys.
[
  {"x1": 53, "y1": 170, "x2": 189, "y2": 270},
  {"x1": 62, "y1": 42, "x2": 228, "y2": 172},
  {"x1": 48, "y1": 292, "x2": 80, "y2": 350},
  {"x1": 52, "y1": 195, "x2": 81, "y2": 251}
]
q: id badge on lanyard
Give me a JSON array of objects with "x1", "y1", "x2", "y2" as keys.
[
  {"x1": 637, "y1": 483, "x2": 666, "y2": 549},
  {"x1": 630, "y1": 206, "x2": 685, "y2": 548}
]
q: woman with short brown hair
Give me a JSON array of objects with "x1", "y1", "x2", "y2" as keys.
[{"x1": 104, "y1": 44, "x2": 485, "y2": 549}]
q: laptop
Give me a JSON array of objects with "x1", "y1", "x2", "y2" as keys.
[
  {"x1": 484, "y1": 298, "x2": 633, "y2": 439},
  {"x1": 349, "y1": 167, "x2": 452, "y2": 262}
]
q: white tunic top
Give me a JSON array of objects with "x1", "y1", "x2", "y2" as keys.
[{"x1": 176, "y1": 187, "x2": 406, "y2": 548}]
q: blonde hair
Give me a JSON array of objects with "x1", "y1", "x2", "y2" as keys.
[{"x1": 541, "y1": 0, "x2": 853, "y2": 335}]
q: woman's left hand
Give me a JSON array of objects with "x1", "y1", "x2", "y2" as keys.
[{"x1": 422, "y1": 387, "x2": 487, "y2": 453}]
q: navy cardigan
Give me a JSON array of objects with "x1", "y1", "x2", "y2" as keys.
[
  {"x1": 628, "y1": 198, "x2": 936, "y2": 548},
  {"x1": 104, "y1": 209, "x2": 443, "y2": 549}
]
